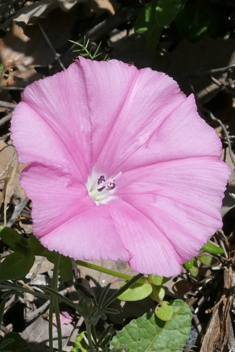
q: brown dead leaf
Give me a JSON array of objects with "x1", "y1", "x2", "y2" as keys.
[
  {"x1": 1, "y1": 0, "x2": 80, "y2": 28},
  {"x1": 200, "y1": 267, "x2": 235, "y2": 352},
  {"x1": 0, "y1": 6, "x2": 78, "y2": 87}
]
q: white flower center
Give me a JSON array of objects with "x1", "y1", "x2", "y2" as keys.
[{"x1": 86, "y1": 171, "x2": 122, "y2": 205}]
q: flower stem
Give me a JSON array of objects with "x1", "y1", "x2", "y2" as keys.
[
  {"x1": 76, "y1": 260, "x2": 146, "y2": 284},
  {"x1": 49, "y1": 253, "x2": 61, "y2": 352}
]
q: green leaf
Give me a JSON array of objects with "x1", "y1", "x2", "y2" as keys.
[
  {"x1": 0, "y1": 64, "x2": 3, "y2": 76},
  {"x1": 71, "y1": 331, "x2": 88, "y2": 352},
  {"x1": 59, "y1": 256, "x2": 73, "y2": 282},
  {"x1": 198, "y1": 255, "x2": 218, "y2": 266},
  {"x1": 155, "y1": 301, "x2": 173, "y2": 321},
  {"x1": 155, "y1": 0, "x2": 182, "y2": 26},
  {"x1": 202, "y1": 242, "x2": 224, "y2": 255},
  {"x1": 146, "y1": 22, "x2": 162, "y2": 54},
  {"x1": 184, "y1": 258, "x2": 195, "y2": 269},
  {"x1": 175, "y1": 1, "x2": 219, "y2": 41},
  {"x1": 189, "y1": 265, "x2": 199, "y2": 277},
  {"x1": 110, "y1": 299, "x2": 192, "y2": 352},
  {"x1": 148, "y1": 274, "x2": 169, "y2": 285},
  {"x1": 118, "y1": 282, "x2": 152, "y2": 301},
  {"x1": 0, "y1": 332, "x2": 30, "y2": 352},
  {"x1": 150, "y1": 285, "x2": 165, "y2": 302},
  {"x1": 134, "y1": 0, "x2": 158, "y2": 34},
  {"x1": 28, "y1": 234, "x2": 45, "y2": 256},
  {"x1": 0, "y1": 252, "x2": 35, "y2": 281},
  {"x1": 0, "y1": 227, "x2": 29, "y2": 254}
]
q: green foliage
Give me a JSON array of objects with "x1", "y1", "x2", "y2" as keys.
[
  {"x1": 0, "y1": 251, "x2": 35, "y2": 281},
  {"x1": 71, "y1": 37, "x2": 108, "y2": 61},
  {"x1": 0, "y1": 226, "x2": 29, "y2": 253},
  {"x1": 29, "y1": 234, "x2": 73, "y2": 281},
  {"x1": 202, "y1": 241, "x2": 224, "y2": 255},
  {"x1": 118, "y1": 282, "x2": 152, "y2": 301},
  {"x1": 198, "y1": 254, "x2": 218, "y2": 266},
  {"x1": 110, "y1": 300, "x2": 192, "y2": 352},
  {"x1": 148, "y1": 274, "x2": 169, "y2": 286},
  {"x1": 0, "y1": 332, "x2": 30, "y2": 352},
  {"x1": 134, "y1": 0, "x2": 185, "y2": 52},
  {"x1": 155, "y1": 301, "x2": 173, "y2": 321},
  {"x1": 134, "y1": 0, "x2": 158, "y2": 34},
  {"x1": 175, "y1": 0, "x2": 219, "y2": 41},
  {"x1": 0, "y1": 227, "x2": 35, "y2": 280},
  {"x1": 0, "y1": 64, "x2": 3, "y2": 76},
  {"x1": 150, "y1": 285, "x2": 165, "y2": 302},
  {"x1": 155, "y1": 0, "x2": 183, "y2": 26},
  {"x1": 71, "y1": 331, "x2": 88, "y2": 352}
]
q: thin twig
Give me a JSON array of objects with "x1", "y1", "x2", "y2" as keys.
[
  {"x1": 200, "y1": 106, "x2": 235, "y2": 167},
  {"x1": 190, "y1": 64, "x2": 235, "y2": 77},
  {"x1": 0, "y1": 101, "x2": 16, "y2": 109},
  {"x1": 0, "y1": 113, "x2": 12, "y2": 127},
  {"x1": 38, "y1": 22, "x2": 66, "y2": 71}
]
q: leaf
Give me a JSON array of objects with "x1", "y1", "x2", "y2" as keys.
[
  {"x1": 0, "y1": 252, "x2": 35, "y2": 281},
  {"x1": 155, "y1": 0, "x2": 183, "y2": 26},
  {"x1": 146, "y1": 22, "x2": 162, "y2": 54},
  {"x1": 189, "y1": 265, "x2": 199, "y2": 277},
  {"x1": 0, "y1": 332, "x2": 30, "y2": 352},
  {"x1": 110, "y1": 299, "x2": 192, "y2": 352},
  {"x1": 198, "y1": 255, "x2": 218, "y2": 267},
  {"x1": 148, "y1": 275, "x2": 169, "y2": 286},
  {"x1": 0, "y1": 227, "x2": 29, "y2": 254},
  {"x1": 202, "y1": 242, "x2": 224, "y2": 255},
  {"x1": 28, "y1": 234, "x2": 45, "y2": 256},
  {"x1": 134, "y1": 0, "x2": 158, "y2": 34},
  {"x1": 71, "y1": 331, "x2": 88, "y2": 352},
  {"x1": 184, "y1": 258, "x2": 195, "y2": 269},
  {"x1": 59, "y1": 256, "x2": 73, "y2": 282},
  {"x1": 155, "y1": 301, "x2": 173, "y2": 321},
  {"x1": 150, "y1": 285, "x2": 165, "y2": 302},
  {"x1": 118, "y1": 282, "x2": 152, "y2": 301}
]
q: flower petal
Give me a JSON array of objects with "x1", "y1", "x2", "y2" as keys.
[
  {"x1": 20, "y1": 164, "x2": 94, "y2": 237},
  {"x1": 117, "y1": 157, "x2": 230, "y2": 264},
  {"x1": 109, "y1": 200, "x2": 182, "y2": 276},
  {"x1": 77, "y1": 57, "x2": 186, "y2": 176},
  {"x1": 40, "y1": 204, "x2": 130, "y2": 263},
  {"x1": 16, "y1": 62, "x2": 92, "y2": 183},
  {"x1": 11, "y1": 102, "x2": 78, "y2": 176},
  {"x1": 113, "y1": 94, "x2": 223, "y2": 174}
]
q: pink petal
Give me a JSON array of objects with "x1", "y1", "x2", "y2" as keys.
[
  {"x1": 41, "y1": 204, "x2": 130, "y2": 262},
  {"x1": 108, "y1": 200, "x2": 182, "y2": 276},
  {"x1": 77, "y1": 58, "x2": 186, "y2": 176},
  {"x1": 117, "y1": 157, "x2": 230, "y2": 266},
  {"x1": 114, "y1": 94, "x2": 223, "y2": 173},
  {"x1": 14, "y1": 62, "x2": 92, "y2": 183},
  {"x1": 20, "y1": 164, "x2": 94, "y2": 237},
  {"x1": 11, "y1": 102, "x2": 79, "y2": 177}
]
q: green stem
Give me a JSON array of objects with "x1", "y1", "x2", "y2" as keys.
[
  {"x1": 0, "y1": 283, "x2": 49, "y2": 300},
  {"x1": 84, "y1": 317, "x2": 95, "y2": 352},
  {"x1": 49, "y1": 253, "x2": 61, "y2": 352},
  {"x1": 76, "y1": 260, "x2": 146, "y2": 284}
]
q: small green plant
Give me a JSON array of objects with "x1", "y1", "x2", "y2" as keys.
[{"x1": 70, "y1": 37, "x2": 109, "y2": 61}]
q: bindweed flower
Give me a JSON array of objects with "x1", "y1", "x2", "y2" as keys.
[{"x1": 11, "y1": 57, "x2": 230, "y2": 276}]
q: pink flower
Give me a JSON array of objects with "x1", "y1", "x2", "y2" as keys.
[
  {"x1": 52, "y1": 311, "x2": 73, "y2": 326},
  {"x1": 11, "y1": 57, "x2": 230, "y2": 277}
]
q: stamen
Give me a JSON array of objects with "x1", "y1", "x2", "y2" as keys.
[
  {"x1": 97, "y1": 175, "x2": 105, "y2": 185},
  {"x1": 106, "y1": 182, "x2": 115, "y2": 190}
]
